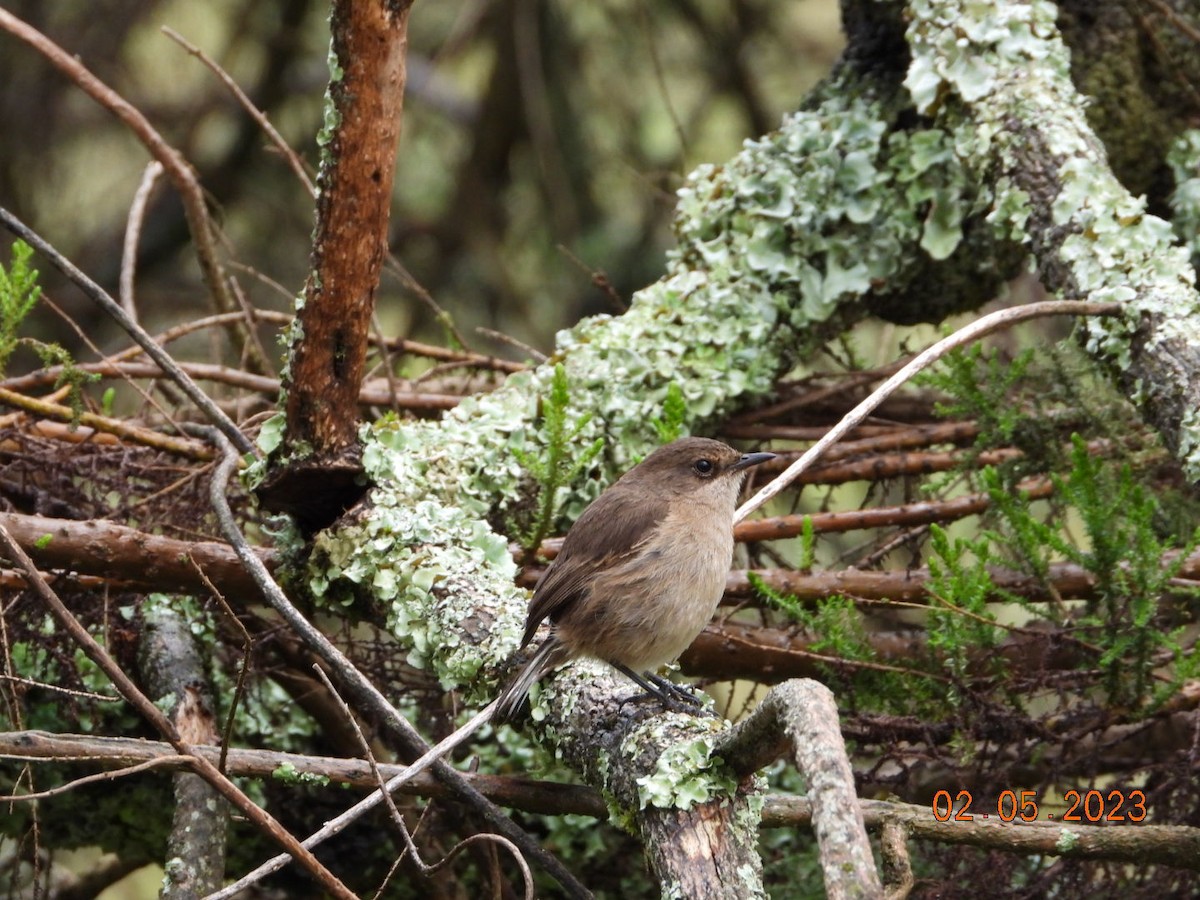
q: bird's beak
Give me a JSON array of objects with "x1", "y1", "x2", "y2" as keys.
[{"x1": 732, "y1": 451, "x2": 776, "y2": 471}]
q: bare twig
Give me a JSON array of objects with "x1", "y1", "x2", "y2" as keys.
[
  {"x1": 0, "y1": 385, "x2": 213, "y2": 459},
  {"x1": 0, "y1": 756, "x2": 188, "y2": 802},
  {"x1": 0, "y1": 520, "x2": 355, "y2": 898},
  {"x1": 0, "y1": 730, "x2": 609, "y2": 820},
  {"x1": 162, "y1": 26, "x2": 316, "y2": 197},
  {"x1": 120, "y1": 161, "x2": 164, "y2": 319},
  {"x1": 187, "y1": 557, "x2": 253, "y2": 774},
  {"x1": 0, "y1": 207, "x2": 254, "y2": 454},
  {"x1": 11, "y1": 730, "x2": 1200, "y2": 871},
  {"x1": 310, "y1": 666, "x2": 535, "y2": 900},
  {"x1": 735, "y1": 301, "x2": 1122, "y2": 522}
]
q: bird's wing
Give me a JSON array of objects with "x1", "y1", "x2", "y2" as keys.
[{"x1": 520, "y1": 482, "x2": 666, "y2": 646}]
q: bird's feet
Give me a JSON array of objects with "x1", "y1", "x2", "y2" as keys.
[{"x1": 614, "y1": 667, "x2": 705, "y2": 714}]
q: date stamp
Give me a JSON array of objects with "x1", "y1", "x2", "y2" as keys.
[{"x1": 931, "y1": 789, "x2": 1147, "y2": 824}]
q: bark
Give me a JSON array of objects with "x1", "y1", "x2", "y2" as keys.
[
  {"x1": 261, "y1": 0, "x2": 413, "y2": 528},
  {"x1": 716, "y1": 681, "x2": 881, "y2": 899},
  {"x1": 138, "y1": 604, "x2": 227, "y2": 898}
]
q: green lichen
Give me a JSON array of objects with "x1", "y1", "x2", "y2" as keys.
[
  {"x1": 630, "y1": 727, "x2": 737, "y2": 811},
  {"x1": 1168, "y1": 129, "x2": 1200, "y2": 264},
  {"x1": 307, "y1": 66, "x2": 992, "y2": 700},
  {"x1": 1055, "y1": 829, "x2": 1080, "y2": 853},
  {"x1": 904, "y1": 0, "x2": 1200, "y2": 479}
]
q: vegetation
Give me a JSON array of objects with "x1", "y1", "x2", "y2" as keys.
[{"x1": 2, "y1": 1, "x2": 1200, "y2": 897}]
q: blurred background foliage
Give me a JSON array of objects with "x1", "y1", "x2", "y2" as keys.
[{"x1": 0, "y1": 0, "x2": 842, "y2": 370}]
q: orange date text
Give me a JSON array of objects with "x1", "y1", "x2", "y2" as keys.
[{"x1": 930, "y1": 788, "x2": 1147, "y2": 824}]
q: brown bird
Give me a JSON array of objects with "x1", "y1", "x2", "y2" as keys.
[{"x1": 495, "y1": 436, "x2": 775, "y2": 720}]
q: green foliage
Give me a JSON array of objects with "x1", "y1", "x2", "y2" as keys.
[
  {"x1": 510, "y1": 364, "x2": 604, "y2": 553},
  {"x1": 271, "y1": 762, "x2": 331, "y2": 787},
  {"x1": 649, "y1": 382, "x2": 688, "y2": 443},
  {"x1": 751, "y1": 575, "x2": 936, "y2": 715},
  {"x1": 797, "y1": 515, "x2": 816, "y2": 571},
  {"x1": 0, "y1": 240, "x2": 41, "y2": 374},
  {"x1": 0, "y1": 240, "x2": 98, "y2": 421},
  {"x1": 984, "y1": 438, "x2": 1200, "y2": 708},
  {"x1": 919, "y1": 343, "x2": 1032, "y2": 449},
  {"x1": 925, "y1": 525, "x2": 1003, "y2": 690}
]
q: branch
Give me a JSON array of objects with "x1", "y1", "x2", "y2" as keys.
[
  {"x1": 735, "y1": 301, "x2": 1119, "y2": 521},
  {"x1": 714, "y1": 680, "x2": 881, "y2": 897},
  {"x1": 0, "y1": 520, "x2": 354, "y2": 898},
  {"x1": 0, "y1": 385, "x2": 213, "y2": 459},
  {"x1": 275, "y1": 0, "x2": 411, "y2": 459},
  {"x1": 13, "y1": 731, "x2": 1198, "y2": 871},
  {"x1": 0, "y1": 207, "x2": 253, "y2": 455},
  {"x1": 0, "y1": 9, "x2": 266, "y2": 372},
  {"x1": 138, "y1": 604, "x2": 227, "y2": 897},
  {"x1": 0, "y1": 511, "x2": 274, "y2": 597},
  {"x1": 902, "y1": 0, "x2": 1200, "y2": 481},
  {"x1": 0, "y1": 731, "x2": 608, "y2": 819}
]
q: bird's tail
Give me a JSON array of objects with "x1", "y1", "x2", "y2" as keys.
[{"x1": 495, "y1": 636, "x2": 571, "y2": 722}]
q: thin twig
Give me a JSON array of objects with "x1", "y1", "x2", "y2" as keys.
[
  {"x1": 475, "y1": 327, "x2": 548, "y2": 364},
  {"x1": 735, "y1": 301, "x2": 1122, "y2": 522},
  {"x1": 0, "y1": 756, "x2": 187, "y2": 802},
  {"x1": 162, "y1": 26, "x2": 316, "y2": 197},
  {"x1": 0, "y1": 207, "x2": 254, "y2": 454},
  {"x1": 120, "y1": 161, "x2": 164, "y2": 319},
  {"x1": 0, "y1": 385, "x2": 213, "y2": 459},
  {"x1": 0, "y1": 519, "x2": 355, "y2": 899},
  {"x1": 310, "y1": 666, "x2": 536, "y2": 899},
  {"x1": 188, "y1": 557, "x2": 253, "y2": 774}
]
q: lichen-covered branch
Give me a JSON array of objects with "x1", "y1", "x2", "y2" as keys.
[
  {"x1": 901, "y1": 0, "x2": 1200, "y2": 477},
  {"x1": 138, "y1": 602, "x2": 227, "y2": 897},
  {"x1": 300, "y1": 2, "x2": 1200, "y2": 894},
  {"x1": 715, "y1": 680, "x2": 881, "y2": 898}
]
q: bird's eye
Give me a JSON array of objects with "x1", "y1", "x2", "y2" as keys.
[{"x1": 693, "y1": 458, "x2": 715, "y2": 476}]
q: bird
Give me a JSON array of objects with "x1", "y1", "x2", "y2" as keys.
[{"x1": 495, "y1": 436, "x2": 775, "y2": 720}]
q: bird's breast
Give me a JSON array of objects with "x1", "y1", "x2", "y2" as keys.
[{"x1": 558, "y1": 496, "x2": 735, "y2": 672}]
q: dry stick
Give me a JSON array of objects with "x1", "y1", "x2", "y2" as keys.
[
  {"x1": 12, "y1": 731, "x2": 1200, "y2": 871},
  {"x1": 735, "y1": 300, "x2": 1123, "y2": 523},
  {"x1": 2, "y1": 306, "x2": 523, "y2": 375},
  {"x1": 310, "y1": 666, "x2": 535, "y2": 900},
  {"x1": 0, "y1": 521, "x2": 355, "y2": 899},
  {"x1": 0, "y1": 385, "x2": 213, "y2": 460},
  {"x1": 162, "y1": 26, "x2": 316, "y2": 198},
  {"x1": 193, "y1": 426, "x2": 592, "y2": 900},
  {"x1": 119, "y1": 161, "x2": 164, "y2": 320},
  {"x1": 0, "y1": 9, "x2": 266, "y2": 373},
  {"x1": 0, "y1": 208, "x2": 253, "y2": 455},
  {"x1": 208, "y1": 704, "x2": 503, "y2": 898},
  {"x1": 188, "y1": 558, "x2": 253, "y2": 775},
  {"x1": 0, "y1": 731, "x2": 610, "y2": 820},
  {"x1": 0, "y1": 757, "x2": 190, "y2": 803},
  {"x1": 1, "y1": 360, "x2": 462, "y2": 412}
]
